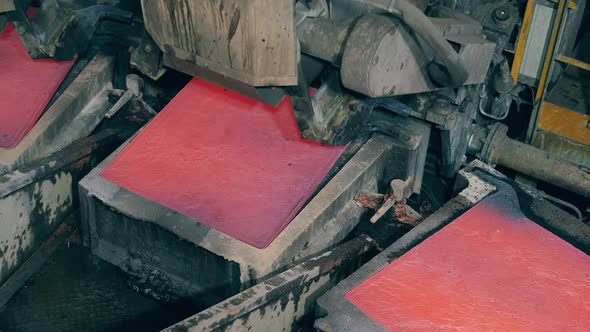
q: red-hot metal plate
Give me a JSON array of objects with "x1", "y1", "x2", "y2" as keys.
[
  {"x1": 346, "y1": 199, "x2": 590, "y2": 331},
  {"x1": 0, "y1": 21, "x2": 74, "y2": 149},
  {"x1": 100, "y1": 79, "x2": 346, "y2": 249}
]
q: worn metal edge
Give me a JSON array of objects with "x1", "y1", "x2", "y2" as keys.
[
  {"x1": 163, "y1": 236, "x2": 376, "y2": 332},
  {"x1": 0, "y1": 129, "x2": 120, "y2": 199},
  {"x1": 80, "y1": 134, "x2": 398, "y2": 283}
]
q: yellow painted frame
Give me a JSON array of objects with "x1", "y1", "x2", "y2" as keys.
[
  {"x1": 538, "y1": 102, "x2": 590, "y2": 146},
  {"x1": 556, "y1": 54, "x2": 590, "y2": 71},
  {"x1": 511, "y1": 0, "x2": 577, "y2": 84},
  {"x1": 511, "y1": 0, "x2": 537, "y2": 83}
]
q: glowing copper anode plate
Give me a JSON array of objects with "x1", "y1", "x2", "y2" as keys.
[
  {"x1": 101, "y1": 79, "x2": 346, "y2": 249},
  {"x1": 346, "y1": 198, "x2": 590, "y2": 331}
]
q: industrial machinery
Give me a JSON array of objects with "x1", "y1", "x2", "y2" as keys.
[{"x1": 0, "y1": 0, "x2": 589, "y2": 331}]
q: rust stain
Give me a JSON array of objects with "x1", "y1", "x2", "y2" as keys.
[
  {"x1": 394, "y1": 202, "x2": 419, "y2": 226},
  {"x1": 72, "y1": 156, "x2": 92, "y2": 171},
  {"x1": 355, "y1": 192, "x2": 386, "y2": 210},
  {"x1": 320, "y1": 257, "x2": 346, "y2": 274},
  {"x1": 67, "y1": 230, "x2": 81, "y2": 245},
  {"x1": 41, "y1": 223, "x2": 70, "y2": 249}
]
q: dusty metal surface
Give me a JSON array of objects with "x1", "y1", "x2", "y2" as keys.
[
  {"x1": 142, "y1": 0, "x2": 298, "y2": 86},
  {"x1": 473, "y1": 123, "x2": 590, "y2": 198},
  {"x1": 341, "y1": 15, "x2": 492, "y2": 97},
  {"x1": 164, "y1": 236, "x2": 375, "y2": 332},
  {"x1": 493, "y1": 131, "x2": 590, "y2": 198},
  {"x1": 0, "y1": 54, "x2": 115, "y2": 174},
  {"x1": 0, "y1": 0, "x2": 14, "y2": 13},
  {"x1": 516, "y1": 185, "x2": 590, "y2": 254},
  {"x1": 6, "y1": 1, "x2": 132, "y2": 60},
  {"x1": 494, "y1": 134, "x2": 590, "y2": 197},
  {"x1": 532, "y1": 131, "x2": 590, "y2": 169},
  {"x1": 297, "y1": 16, "x2": 350, "y2": 65},
  {"x1": 0, "y1": 129, "x2": 124, "y2": 286},
  {"x1": 298, "y1": 13, "x2": 495, "y2": 97},
  {"x1": 129, "y1": 33, "x2": 166, "y2": 81},
  {"x1": 0, "y1": 171, "x2": 73, "y2": 284},
  {"x1": 163, "y1": 54, "x2": 287, "y2": 107}
]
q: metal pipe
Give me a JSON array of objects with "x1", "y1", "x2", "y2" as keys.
[
  {"x1": 391, "y1": 0, "x2": 469, "y2": 87},
  {"x1": 298, "y1": 0, "x2": 469, "y2": 87},
  {"x1": 492, "y1": 136, "x2": 590, "y2": 198},
  {"x1": 349, "y1": 0, "x2": 469, "y2": 87},
  {"x1": 297, "y1": 16, "x2": 352, "y2": 64}
]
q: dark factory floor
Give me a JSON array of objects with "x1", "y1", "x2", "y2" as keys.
[{"x1": 0, "y1": 228, "x2": 193, "y2": 332}]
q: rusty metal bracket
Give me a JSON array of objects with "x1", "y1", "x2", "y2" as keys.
[
  {"x1": 105, "y1": 74, "x2": 156, "y2": 119},
  {"x1": 357, "y1": 177, "x2": 422, "y2": 226}
]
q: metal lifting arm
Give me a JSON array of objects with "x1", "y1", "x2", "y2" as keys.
[{"x1": 369, "y1": 0, "x2": 470, "y2": 87}]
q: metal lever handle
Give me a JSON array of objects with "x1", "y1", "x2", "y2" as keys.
[
  {"x1": 105, "y1": 74, "x2": 155, "y2": 118},
  {"x1": 105, "y1": 89, "x2": 134, "y2": 118}
]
